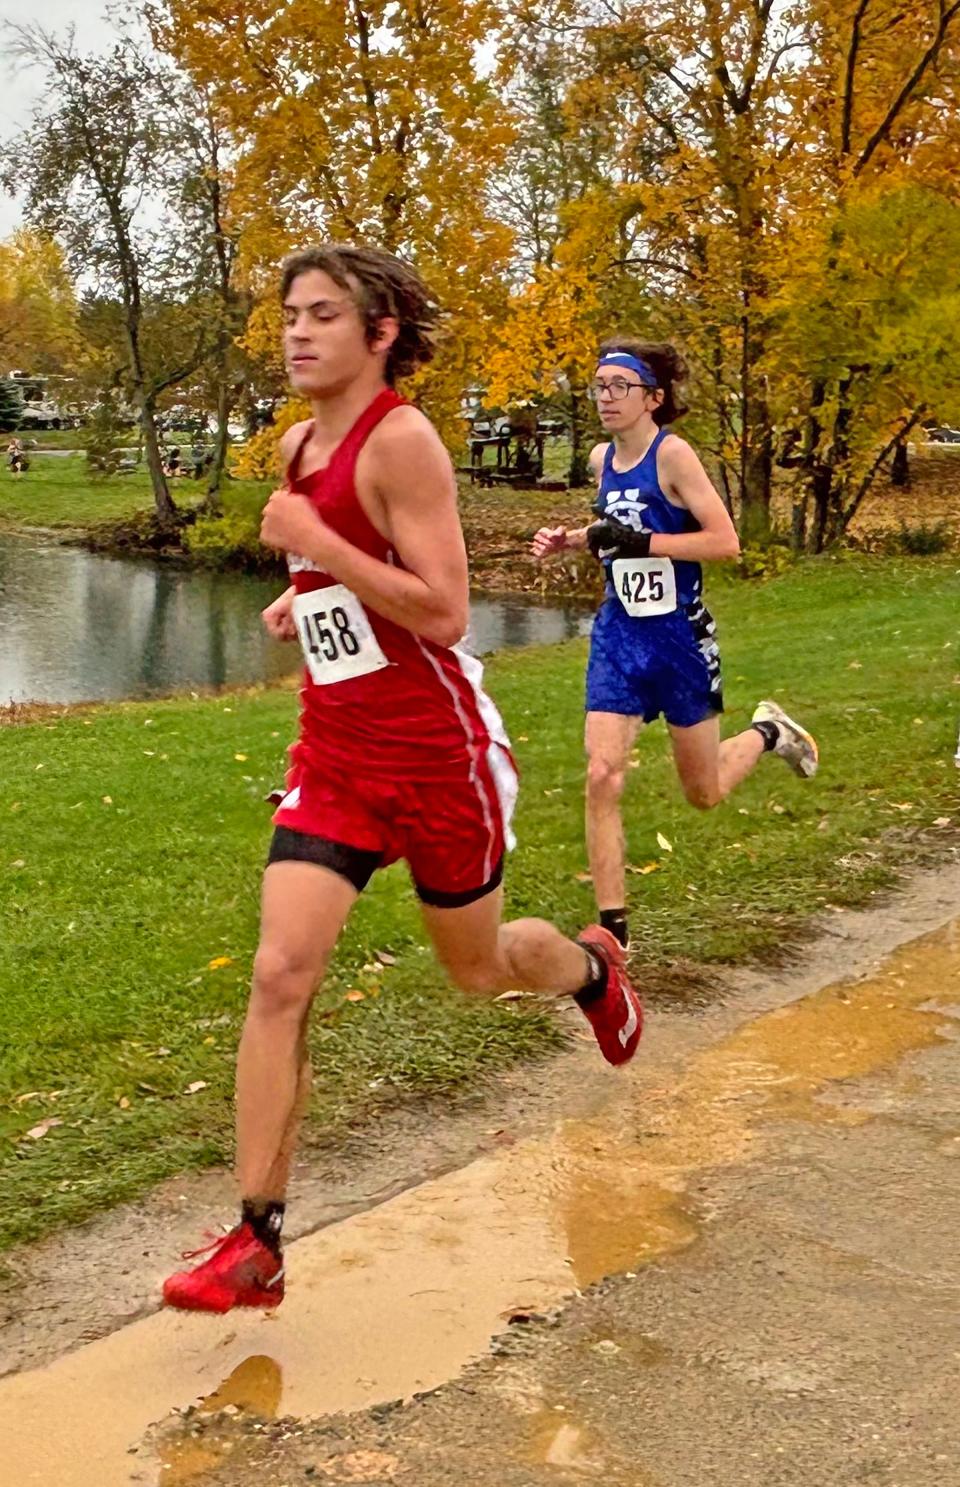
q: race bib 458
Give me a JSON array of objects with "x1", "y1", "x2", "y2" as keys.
[{"x1": 293, "y1": 584, "x2": 389, "y2": 685}]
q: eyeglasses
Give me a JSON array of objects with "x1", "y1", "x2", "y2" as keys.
[{"x1": 589, "y1": 377, "x2": 651, "y2": 403}]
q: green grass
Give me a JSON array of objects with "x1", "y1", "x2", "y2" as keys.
[
  {"x1": 0, "y1": 454, "x2": 268, "y2": 531},
  {"x1": 1, "y1": 555, "x2": 959, "y2": 1249},
  {"x1": 13, "y1": 428, "x2": 135, "y2": 451}
]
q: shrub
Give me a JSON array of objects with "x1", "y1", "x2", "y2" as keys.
[
  {"x1": 894, "y1": 519, "x2": 953, "y2": 555},
  {"x1": 184, "y1": 507, "x2": 281, "y2": 571}
]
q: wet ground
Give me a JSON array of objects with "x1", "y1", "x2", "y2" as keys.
[{"x1": 2, "y1": 862, "x2": 959, "y2": 1485}]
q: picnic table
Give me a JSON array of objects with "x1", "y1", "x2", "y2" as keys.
[{"x1": 458, "y1": 425, "x2": 549, "y2": 487}]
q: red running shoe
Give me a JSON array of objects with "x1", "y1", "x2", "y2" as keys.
[
  {"x1": 163, "y1": 1223, "x2": 285, "y2": 1313},
  {"x1": 575, "y1": 925, "x2": 644, "y2": 1066}
]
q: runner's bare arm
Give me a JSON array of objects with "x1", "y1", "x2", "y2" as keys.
[
  {"x1": 260, "y1": 411, "x2": 468, "y2": 646},
  {"x1": 530, "y1": 442, "x2": 607, "y2": 558},
  {"x1": 648, "y1": 438, "x2": 740, "y2": 562},
  {"x1": 259, "y1": 424, "x2": 310, "y2": 637}
]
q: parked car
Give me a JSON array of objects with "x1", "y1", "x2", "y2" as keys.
[
  {"x1": 928, "y1": 426, "x2": 960, "y2": 444},
  {"x1": 18, "y1": 401, "x2": 67, "y2": 430}
]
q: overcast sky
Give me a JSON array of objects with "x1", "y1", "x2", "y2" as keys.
[{"x1": 0, "y1": 1, "x2": 118, "y2": 237}]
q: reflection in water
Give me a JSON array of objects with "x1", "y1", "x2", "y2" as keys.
[
  {"x1": 154, "y1": 1356, "x2": 283, "y2": 1485},
  {"x1": 0, "y1": 536, "x2": 592, "y2": 705}
]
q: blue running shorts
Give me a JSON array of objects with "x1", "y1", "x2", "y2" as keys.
[{"x1": 586, "y1": 596, "x2": 723, "y2": 727}]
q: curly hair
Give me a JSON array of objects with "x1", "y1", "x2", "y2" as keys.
[
  {"x1": 280, "y1": 244, "x2": 440, "y2": 385},
  {"x1": 598, "y1": 336, "x2": 689, "y2": 427}
]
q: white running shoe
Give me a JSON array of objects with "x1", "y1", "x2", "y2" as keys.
[{"x1": 753, "y1": 700, "x2": 819, "y2": 778}]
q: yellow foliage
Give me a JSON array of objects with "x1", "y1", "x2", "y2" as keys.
[
  {"x1": 0, "y1": 229, "x2": 80, "y2": 372},
  {"x1": 151, "y1": 0, "x2": 516, "y2": 454},
  {"x1": 231, "y1": 398, "x2": 310, "y2": 481}
]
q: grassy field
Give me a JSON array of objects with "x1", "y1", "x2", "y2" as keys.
[
  {"x1": 1, "y1": 555, "x2": 959, "y2": 1251},
  {"x1": 0, "y1": 454, "x2": 268, "y2": 531},
  {"x1": 11, "y1": 429, "x2": 136, "y2": 451}
]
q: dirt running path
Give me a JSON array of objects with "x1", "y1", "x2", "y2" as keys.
[{"x1": 1, "y1": 862, "x2": 959, "y2": 1486}]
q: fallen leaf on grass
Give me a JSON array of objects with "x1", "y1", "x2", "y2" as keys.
[
  {"x1": 656, "y1": 832, "x2": 673, "y2": 852},
  {"x1": 184, "y1": 1081, "x2": 208, "y2": 1095},
  {"x1": 234, "y1": 753, "x2": 248, "y2": 762},
  {"x1": 24, "y1": 1118, "x2": 63, "y2": 1141},
  {"x1": 375, "y1": 950, "x2": 397, "y2": 966},
  {"x1": 889, "y1": 802, "x2": 914, "y2": 811},
  {"x1": 574, "y1": 871, "x2": 593, "y2": 883},
  {"x1": 934, "y1": 817, "x2": 952, "y2": 827},
  {"x1": 207, "y1": 956, "x2": 234, "y2": 970},
  {"x1": 118, "y1": 1097, "x2": 130, "y2": 1110},
  {"x1": 10, "y1": 860, "x2": 25, "y2": 869},
  {"x1": 627, "y1": 862, "x2": 660, "y2": 876},
  {"x1": 848, "y1": 660, "x2": 862, "y2": 670},
  {"x1": 344, "y1": 990, "x2": 366, "y2": 1003},
  {"x1": 102, "y1": 795, "x2": 112, "y2": 805}
]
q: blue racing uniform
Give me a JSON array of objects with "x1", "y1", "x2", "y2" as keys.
[{"x1": 585, "y1": 430, "x2": 723, "y2": 727}]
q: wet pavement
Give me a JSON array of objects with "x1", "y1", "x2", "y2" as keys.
[{"x1": 2, "y1": 906, "x2": 959, "y2": 1485}]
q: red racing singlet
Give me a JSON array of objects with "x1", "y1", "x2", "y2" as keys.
[{"x1": 285, "y1": 388, "x2": 511, "y2": 784}]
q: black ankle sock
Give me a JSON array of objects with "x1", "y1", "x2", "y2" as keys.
[
  {"x1": 241, "y1": 1199, "x2": 285, "y2": 1254},
  {"x1": 752, "y1": 720, "x2": 780, "y2": 752},
  {"x1": 574, "y1": 946, "x2": 608, "y2": 1007},
  {"x1": 599, "y1": 908, "x2": 629, "y2": 948}
]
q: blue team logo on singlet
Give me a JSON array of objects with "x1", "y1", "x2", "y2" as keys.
[{"x1": 600, "y1": 487, "x2": 649, "y2": 533}]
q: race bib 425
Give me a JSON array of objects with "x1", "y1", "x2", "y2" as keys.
[
  {"x1": 612, "y1": 557, "x2": 678, "y2": 618},
  {"x1": 293, "y1": 584, "x2": 389, "y2": 685}
]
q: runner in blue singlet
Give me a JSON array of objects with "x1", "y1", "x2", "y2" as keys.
[{"x1": 533, "y1": 337, "x2": 819, "y2": 951}]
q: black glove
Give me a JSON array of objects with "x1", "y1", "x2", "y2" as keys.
[{"x1": 586, "y1": 515, "x2": 652, "y2": 562}]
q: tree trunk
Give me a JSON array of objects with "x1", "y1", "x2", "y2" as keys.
[
  {"x1": 140, "y1": 396, "x2": 178, "y2": 527},
  {"x1": 738, "y1": 311, "x2": 773, "y2": 542},
  {"x1": 735, "y1": 170, "x2": 773, "y2": 542},
  {"x1": 808, "y1": 466, "x2": 832, "y2": 553},
  {"x1": 125, "y1": 314, "x2": 177, "y2": 527},
  {"x1": 567, "y1": 389, "x2": 590, "y2": 486},
  {"x1": 205, "y1": 376, "x2": 234, "y2": 509}
]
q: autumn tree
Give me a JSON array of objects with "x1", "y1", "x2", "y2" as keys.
[
  {"x1": 480, "y1": 15, "x2": 657, "y2": 484},
  {"x1": 772, "y1": 186, "x2": 960, "y2": 547},
  {"x1": 0, "y1": 229, "x2": 80, "y2": 375},
  {"x1": 147, "y1": 0, "x2": 516, "y2": 470},
  {"x1": 158, "y1": 78, "x2": 249, "y2": 505},
  {"x1": 498, "y1": 0, "x2": 960, "y2": 544},
  {"x1": 777, "y1": 0, "x2": 960, "y2": 547},
  {"x1": 1, "y1": 24, "x2": 251, "y2": 524}
]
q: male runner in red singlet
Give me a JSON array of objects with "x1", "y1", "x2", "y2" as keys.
[{"x1": 163, "y1": 245, "x2": 643, "y2": 1313}]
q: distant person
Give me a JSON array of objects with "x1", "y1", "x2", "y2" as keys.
[
  {"x1": 6, "y1": 439, "x2": 28, "y2": 477},
  {"x1": 164, "y1": 446, "x2": 182, "y2": 477}
]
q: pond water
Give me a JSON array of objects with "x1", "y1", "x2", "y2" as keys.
[{"x1": 0, "y1": 534, "x2": 593, "y2": 706}]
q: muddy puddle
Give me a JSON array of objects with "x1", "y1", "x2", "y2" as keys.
[{"x1": 2, "y1": 918, "x2": 958, "y2": 1485}]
